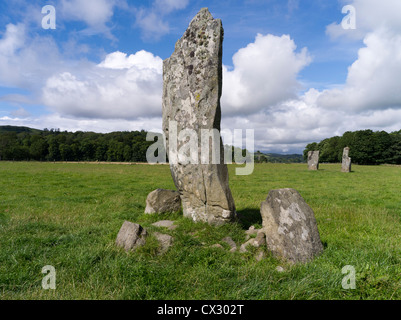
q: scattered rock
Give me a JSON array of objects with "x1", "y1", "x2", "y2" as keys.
[
  {"x1": 222, "y1": 237, "x2": 237, "y2": 251},
  {"x1": 115, "y1": 221, "x2": 148, "y2": 251},
  {"x1": 308, "y1": 151, "x2": 319, "y2": 171},
  {"x1": 145, "y1": 189, "x2": 181, "y2": 214},
  {"x1": 239, "y1": 231, "x2": 266, "y2": 253},
  {"x1": 276, "y1": 266, "x2": 285, "y2": 273},
  {"x1": 239, "y1": 239, "x2": 254, "y2": 253},
  {"x1": 253, "y1": 231, "x2": 266, "y2": 248},
  {"x1": 162, "y1": 7, "x2": 236, "y2": 225},
  {"x1": 211, "y1": 244, "x2": 224, "y2": 249},
  {"x1": 154, "y1": 232, "x2": 174, "y2": 254},
  {"x1": 152, "y1": 220, "x2": 177, "y2": 230},
  {"x1": 245, "y1": 226, "x2": 260, "y2": 236},
  {"x1": 260, "y1": 188, "x2": 324, "y2": 264},
  {"x1": 255, "y1": 251, "x2": 266, "y2": 261}
]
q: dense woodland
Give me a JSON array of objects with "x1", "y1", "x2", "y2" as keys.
[
  {"x1": 304, "y1": 129, "x2": 401, "y2": 165},
  {"x1": 0, "y1": 126, "x2": 154, "y2": 162},
  {"x1": 0, "y1": 125, "x2": 243, "y2": 163}
]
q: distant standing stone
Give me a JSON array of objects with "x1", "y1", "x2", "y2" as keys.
[
  {"x1": 341, "y1": 147, "x2": 352, "y2": 173},
  {"x1": 162, "y1": 8, "x2": 236, "y2": 225},
  {"x1": 308, "y1": 151, "x2": 320, "y2": 170},
  {"x1": 116, "y1": 221, "x2": 148, "y2": 251},
  {"x1": 260, "y1": 189, "x2": 324, "y2": 264},
  {"x1": 145, "y1": 189, "x2": 181, "y2": 214}
]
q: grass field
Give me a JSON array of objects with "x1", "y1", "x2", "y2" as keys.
[{"x1": 1, "y1": 162, "x2": 401, "y2": 300}]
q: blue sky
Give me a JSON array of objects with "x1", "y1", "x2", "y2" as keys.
[{"x1": 1, "y1": 0, "x2": 401, "y2": 153}]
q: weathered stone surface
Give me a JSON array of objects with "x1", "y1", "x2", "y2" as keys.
[
  {"x1": 240, "y1": 231, "x2": 266, "y2": 252},
  {"x1": 222, "y1": 236, "x2": 237, "y2": 251},
  {"x1": 145, "y1": 189, "x2": 181, "y2": 214},
  {"x1": 245, "y1": 226, "x2": 260, "y2": 236},
  {"x1": 152, "y1": 220, "x2": 176, "y2": 229},
  {"x1": 308, "y1": 151, "x2": 319, "y2": 170},
  {"x1": 260, "y1": 189, "x2": 324, "y2": 263},
  {"x1": 115, "y1": 221, "x2": 147, "y2": 251},
  {"x1": 154, "y1": 232, "x2": 174, "y2": 254},
  {"x1": 341, "y1": 147, "x2": 352, "y2": 173},
  {"x1": 255, "y1": 251, "x2": 266, "y2": 261},
  {"x1": 162, "y1": 8, "x2": 236, "y2": 225},
  {"x1": 253, "y1": 231, "x2": 266, "y2": 248}
]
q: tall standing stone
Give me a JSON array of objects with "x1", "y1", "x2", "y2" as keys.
[
  {"x1": 308, "y1": 151, "x2": 319, "y2": 170},
  {"x1": 260, "y1": 189, "x2": 324, "y2": 264},
  {"x1": 162, "y1": 8, "x2": 236, "y2": 225},
  {"x1": 341, "y1": 147, "x2": 352, "y2": 173}
]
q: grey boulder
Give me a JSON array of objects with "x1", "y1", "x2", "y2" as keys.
[
  {"x1": 115, "y1": 221, "x2": 148, "y2": 251},
  {"x1": 145, "y1": 189, "x2": 181, "y2": 214},
  {"x1": 260, "y1": 189, "x2": 323, "y2": 263}
]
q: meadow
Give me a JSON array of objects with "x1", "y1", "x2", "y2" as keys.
[{"x1": 1, "y1": 161, "x2": 401, "y2": 300}]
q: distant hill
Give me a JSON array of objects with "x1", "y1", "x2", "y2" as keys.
[
  {"x1": 0, "y1": 125, "x2": 42, "y2": 134},
  {"x1": 255, "y1": 151, "x2": 304, "y2": 163}
]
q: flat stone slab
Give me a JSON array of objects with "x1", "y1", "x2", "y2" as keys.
[
  {"x1": 260, "y1": 189, "x2": 324, "y2": 263},
  {"x1": 152, "y1": 220, "x2": 177, "y2": 230},
  {"x1": 115, "y1": 221, "x2": 148, "y2": 251}
]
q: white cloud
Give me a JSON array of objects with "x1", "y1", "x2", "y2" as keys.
[
  {"x1": 318, "y1": 28, "x2": 401, "y2": 112},
  {"x1": 61, "y1": 0, "x2": 121, "y2": 37},
  {"x1": 0, "y1": 23, "x2": 25, "y2": 55},
  {"x1": 222, "y1": 89, "x2": 401, "y2": 153},
  {"x1": 320, "y1": 0, "x2": 401, "y2": 114},
  {"x1": 135, "y1": 0, "x2": 189, "y2": 40},
  {"x1": 0, "y1": 113, "x2": 162, "y2": 134},
  {"x1": 0, "y1": 23, "x2": 61, "y2": 90},
  {"x1": 42, "y1": 50, "x2": 163, "y2": 119},
  {"x1": 222, "y1": 33, "x2": 312, "y2": 116},
  {"x1": 155, "y1": 0, "x2": 189, "y2": 13},
  {"x1": 327, "y1": 0, "x2": 401, "y2": 40}
]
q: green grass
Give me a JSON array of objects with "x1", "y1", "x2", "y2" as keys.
[{"x1": 1, "y1": 162, "x2": 401, "y2": 300}]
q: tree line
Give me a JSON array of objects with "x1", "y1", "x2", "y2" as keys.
[
  {"x1": 303, "y1": 129, "x2": 401, "y2": 165},
  {"x1": 0, "y1": 126, "x2": 155, "y2": 162},
  {"x1": 0, "y1": 126, "x2": 244, "y2": 163}
]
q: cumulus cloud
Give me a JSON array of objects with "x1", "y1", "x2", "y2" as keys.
[
  {"x1": 222, "y1": 33, "x2": 312, "y2": 116},
  {"x1": 327, "y1": 0, "x2": 401, "y2": 40},
  {"x1": 318, "y1": 28, "x2": 401, "y2": 112},
  {"x1": 0, "y1": 23, "x2": 61, "y2": 90},
  {"x1": 223, "y1": 89, "x2": 401, "y2": 153},
  {"x1": 320, "y1": 0, "x2": 401, "y2": 113},
  {"x1": 42, "y1": 50, "x2": 163, "y2": 119},
  {"x1": 60, "y1": 0, "x2": 120, "y2": 37}
]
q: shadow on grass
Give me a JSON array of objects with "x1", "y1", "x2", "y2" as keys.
[{"x1": 236, "y1": 208, "x2": 262, "y2": 230}]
